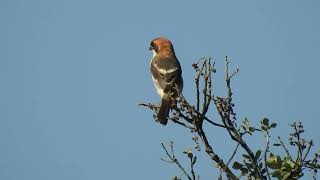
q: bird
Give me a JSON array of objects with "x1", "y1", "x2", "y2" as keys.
[{"x1": 149, "y1": 37, "x2": 183, "y2": 125}]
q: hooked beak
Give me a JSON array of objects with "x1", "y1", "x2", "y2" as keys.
[{"x1": 149, "y1": 46, "x2": 153, "y2": 51}]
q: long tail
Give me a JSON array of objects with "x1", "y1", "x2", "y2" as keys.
[{"x1": 157, "y1": 96, "x2": 171, "y2": 125}]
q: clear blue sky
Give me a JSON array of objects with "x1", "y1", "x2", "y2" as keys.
[{"x1": 1, "y1": 0, "x2": 319, "y2": 179}]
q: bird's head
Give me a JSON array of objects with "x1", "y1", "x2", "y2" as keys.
[{"x1": 149, "y1": 37, "x2": 175, "y2": 57}]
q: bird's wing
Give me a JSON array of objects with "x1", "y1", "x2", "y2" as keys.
[{"x1": 151, "y1": 56, "x2": 182, "y2": 93}]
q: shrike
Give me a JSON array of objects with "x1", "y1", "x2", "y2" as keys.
[{"x1": 149, "y1": 37, "x2": 183, "y2": 125}]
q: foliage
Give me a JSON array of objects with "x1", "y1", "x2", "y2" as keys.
[{"x1": 139, "y1": 57, "x2": 320, "y2": 179}]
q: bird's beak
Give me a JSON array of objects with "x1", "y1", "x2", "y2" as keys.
[{"x1": 149, "y1": 46, "x2": 153, "y2": 51}]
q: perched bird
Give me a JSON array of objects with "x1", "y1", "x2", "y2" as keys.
[{"x1": 149, "y1": 37, "x2": 183, "y2": 125}]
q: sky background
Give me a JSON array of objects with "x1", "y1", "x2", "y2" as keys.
[{"x1": 1, "y1": 0, "x2": 320, "y2": 179}]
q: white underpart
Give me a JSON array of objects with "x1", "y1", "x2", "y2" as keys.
[
  {"x1": 152, "y1": 49, "x2": 157, "y2": 58},
  {"x1": 152, "y1": 76, "x2": 164, "y2": 98},
  {"x1": 150, "y1": 50, "x2": 164, "y2": 98}
]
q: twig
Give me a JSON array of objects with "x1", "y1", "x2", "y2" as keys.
[
  {"x1": 170, "y1": 117, "x2": 196, "y2": 131},
  {"x1": 202, "y1": 59, "x2": 213, "y2": 115},
  {"x1": 191, "y1": 59, "x2": 239, "y2": 179},
  {"x1": 225, "y1": 56, "x2": 239, "y2": 98},
  {"x1": 205, "y1": 117, "x2": 226, "y2": 128},
  {"x1": 294, "y1": 122, "x2": 303, "y2": 161},
  {"x1": 190, "y1": 156, "x2": 196, "y2": 180},
  {"x1": 195, "y1": 60, "x2": 207, "y2": 111},
  {"x1": 264, "y1": 131, "x2": 272, "y2": 180},
  {"x1": 171, "y1": 104, "x2": 193, "y2": 124},
  {"x1": 198, "y1": 128, "x2": 239, "y2": 180},
  {"x1": 179, "y1": 94, "x2": 226, "y2": 128},
  {"x1": 161, "y1": 142, "x2": 192, "y2": 180},
  {"x1": 202, "y1": 61, "x2": 208, "y2": 114},
  {"x1": 227, "y1": 143, "x2": 240, "y2": 166},
  {"x1": 217, "y1": 57, "x2": 262, "y2": 179},
  {"x1": 278, "y1": 136, "x2": 292, "y2": 161},
  {"x1": 138, "y1": 102, "x2": 159, "y2": 110},
  {"x1": 138, "y1": 99, "x2": 226, "y2": 129},
  {"x1": 303, "y1": 140, "x2": 313, "y2": 161}
]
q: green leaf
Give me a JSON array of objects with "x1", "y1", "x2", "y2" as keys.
[
  {"x1": 266, "y1": 153, "x2": 282, "y2": 170},
  {"x1": 243, "y1": 117, "x2": 249, "y2": 124},
  {"x1": 270, "y1": 123, "x2": 277, "y2": 128},
  {"x1": 258, "y1": 162, "x2": 263, "y2": 170},
  {"x1": 240, "y1": 167, "x2": 248, "y2": 175},
  {"x1": 282, "y1": 162, "x2": 292, "y2": 171},
  {"x1": 171, "y1": 176, "x2": 180, "y2": 180},
  {"x1": 276, "y1": 155, "x2": 282, "y2": 167},
  {"x1": 242, "y1": 154, "x2": 251, "y2": 161},
  {"x1": 269, "y1": 153, "x2": 275, "y2": 158},
  {"x1": 184, "y1": 148, "x2": 193, "y2": 159},
  {"x1": 271, "y1": 170, "x2": 282, "y2": 179},
  {"x1": 232, "y1": 161, "x2": 243, "y2": 170},
  {"x1": 192, "y1": 156, "x2": 197, "y2": 165},
  {"x1": 244, "y1": 162, "x2": 252, "y2": 168},
  {"x1": 282, "y1": 158, "x2": 295, "y2": 171},
  {"x1": 262, "y1": 118, "x2": 270, "y2": 126},
  {"x1": 255, "y1": 150, "x2": 262, "y2": 162},
  {"x1": 242, "y1": 118, "x2": 250, "y2": 130},
  {"x1": 298, "y1": 172, "x2": 304, "y2": 178}
]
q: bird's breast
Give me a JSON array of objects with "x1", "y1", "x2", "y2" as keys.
[{"x1": 151, "y1": 75, "x2": 164, "y2": 98}]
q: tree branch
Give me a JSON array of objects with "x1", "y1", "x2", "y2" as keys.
[{"x1": 161, "y1": 142, "x2": 192, "y2": 180}]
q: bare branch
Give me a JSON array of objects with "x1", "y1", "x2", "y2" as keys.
[
  {"x1": 195, "y1": 60, "x2": 207, "y2": 112},
  {"x1": 278, "y1": 136, "x2": 292, "y2": 161},
  {"x1": 190, "y1": 156, "x2": 196, "y2": 180},
  {"x1": 170, "y1": 117, "x2": 196, "y2": 131},
  {"x1": 227, "y1": 143, "x2": 240, "y2": 166},
  {"x1": 202, "y1": 59, "x2": 213, "y2": 115},
  {"x1": 161, "y1": 142, "x2": 192, "y2": 180},
  {"x1": 264, "y1": 131, "x2": 272, "y2": 180}
]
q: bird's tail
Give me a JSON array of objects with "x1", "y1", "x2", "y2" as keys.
[{"x1": 157, "y1": 96, "x2": 171, "y2": 125}]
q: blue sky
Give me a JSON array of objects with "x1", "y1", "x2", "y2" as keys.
[{"x1": 1, "y1": 0, "x2": 319, "y2": 179}]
